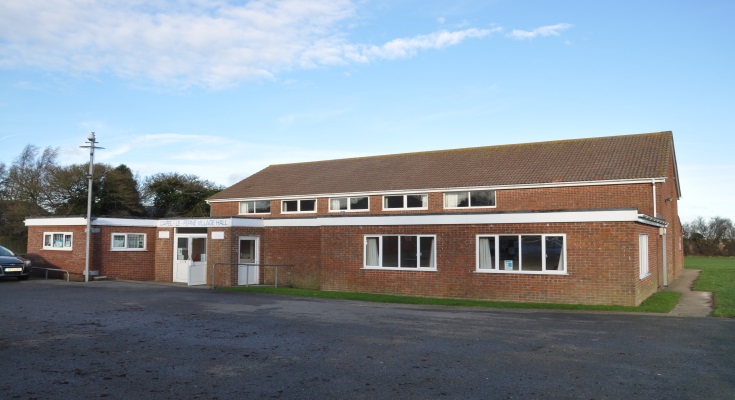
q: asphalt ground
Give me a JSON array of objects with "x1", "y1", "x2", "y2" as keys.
[{"x1": 1, "y1": 279, "x2": 734, "y2": 399}]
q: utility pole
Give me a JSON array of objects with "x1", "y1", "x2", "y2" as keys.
[{"x1": 80, "y1": 132, "x2": 104, "y2": 283}]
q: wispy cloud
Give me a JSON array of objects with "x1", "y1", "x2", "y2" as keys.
[
  {"x1": 0, "y1": 1, "x2": 571, "y2": 88},
  {"x1": 507, "y1": 23, "x2": 573, "y2": 40}
]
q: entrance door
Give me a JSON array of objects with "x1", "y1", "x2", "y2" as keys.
[
  {"x1": 173, "y1": 235, "x2": 208, "y2": 286},
  {"x1": 238, "y1": 236, "x2": 259, "y2": 285}
]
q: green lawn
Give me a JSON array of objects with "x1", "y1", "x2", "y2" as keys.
[
  {"x1": 219, "y1": 285, "x2": 680, "y2": 314},
  {"x1": 686, "y1": 256, "x2": 735, "y2": 317}
]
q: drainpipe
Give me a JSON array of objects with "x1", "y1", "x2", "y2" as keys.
[
  {"x1": 661, "y1": 227, "x2": 668, "y2": 287},
  {"x1": 651, "y1": 179, "x2": 657, "y2": 218}
]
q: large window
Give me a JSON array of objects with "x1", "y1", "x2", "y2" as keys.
[
  {"x1": 383, "y1": 194, "x2": 428, "y2": 210},
  {"x1": 281, "y1": 199, "x2": 317, "y2": 213},
  {"x1": 43, "y1": 232, "x2": 73, "y2": 250},
  {"x1": 112, "y1": 233, "x2": 146, "y2": 251},
  {"x1": 639, "y1": 234, "x2": 649, "y2": 278},
  {"x1": 329, "y1": 196, "x2": 369, "y2": 212},
  {"x1": 476, "y1": 234, "x2": 565, "y2": 273},
  {"x1": 364, "y1": 235, "x2": 436, "y2": 270},
  {"x1": 239, "y1": 200, "x2": 271, "y2": 214},
  {"x1": 445, "y1": 190, "x2": 496, "y2": 208}
]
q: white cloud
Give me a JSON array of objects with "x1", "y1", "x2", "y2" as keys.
[
  {"x1": 0, "y1": 1, "x2": 571, "y2": 88},
  {"x1": 508, "y1": 23, "x2": 573, "y2": 40}
]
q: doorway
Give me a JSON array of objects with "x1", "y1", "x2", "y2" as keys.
[
  {"x1": 173, "y1": 234, "x2": 208, "y2": 286},
  {"x1": 238, "y1": 236, "x2": 259, "y2": 285}
]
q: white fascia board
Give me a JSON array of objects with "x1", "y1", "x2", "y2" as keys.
[
  {"x1": 263, "y1": 210, "x2": 642, "y2": 228},
  {"x1": 207, "y1": 178, "x2": 667, "y2": 203},
  {"x1": 93, "y1": 218, "x2": 158, "y2": 227},
  {"x1": 25, "y1": 217, "x2": 158, "y2": 227},
  {"x1": 24, "y1": 217, "x2": 87, "y2": 226}
]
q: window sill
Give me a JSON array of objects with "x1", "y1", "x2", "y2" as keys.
[
  {"x1": 111, "y1": 249, "x2": 148, "y2": 252},
  {"x1": 639, "y1": 273, "x2": 652, "y2": 279},
  {"x1": 444, "y1": 206, "x2": 497, "y2": 210},
  {"x1": 362, "y1": 267, "x2": 437, "y2": 272},
  {"x1": 42, "y1": 248, "x2": 73, "y2": 251},
  {"x1": 474, "y1": 270, "x2": 568, "y2": 276},
  {"x1": 381, "y1": 208, "x2": 429, "y2": 212}
]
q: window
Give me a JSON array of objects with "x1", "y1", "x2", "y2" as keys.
[
  {"x1": 281, "y1": 199, "x2": 317, "y2": 213},
  {"x1": 239, "y1": 200, "x2": 271, "y2": 214},
  {"x1": 639, "y1": 234, "x2": 649, "y2": 278},
  {"x1": 383, "y1": 194, "x2": 428, "y2": 210},
  {"x1": 329, "y1": 196, "x2": 369, "y2": 212},
  {"x1": 111, "y1": 233, "x2": 146, "y2": 251},
  {"x1": 476, "y1": 234, "x2": 565, "y2": 273},
  {"x1": 364, "y1": 235, "x2": 436, "y2": 270},
  {"x1": 445, "y1": 190, "x2": 496, "y2": 208},
  {"x1": 43, "y1": 232, "x2": 73, "y2": 250}
]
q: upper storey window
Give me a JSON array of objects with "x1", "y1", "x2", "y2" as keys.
[
  {"x1": 329, "y1": 196, "x2": 369, "y2": 212},
  {"x1": 445, "y1": 190, "x2": 496, "y2": 209},
  {"x1": 383, "y1": 194, "x2": 428, "y2": 210},
  {"x1": 239, "y1": 200, "x2": 271, "y2": 214},
  {"x1": 282, "y1": 199, "x2": 317, "y2": 213}
]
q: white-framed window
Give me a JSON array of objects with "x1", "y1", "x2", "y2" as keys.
[
  {"x1": 383, "y1": 194, "x2": 428, "y2": 210},
  {"x1": 639, "y1": 234, "x2": 650, "y2": 278},
  {"x1": 329, "y1": 196, "x2": 369, "y2": 212},
  {"x1": 445, "y1": 190, "x2": 496, "y2": 208},
  {"x1": 111, "y1": 233, "x2": 147, "y2": 251},
  {"x1": 476, "y1": 234, "x2": 566, "y2": 274},
  {"x1": 364, "y1": 235, "x2": 436, "y2": 270},
  {"x1": 281, "y1": 199, "x2": 317, "y2": 213},
  {"x1": 43, "y1": 232, "x2": 73, "y2": 251},
  {"x1": 239, "y1": 200, "x2": 271, "y2": 214}
]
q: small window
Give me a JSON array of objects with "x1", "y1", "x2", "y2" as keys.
[
  {"x1": 111, "y1": 233, "x2": 147, "y2": 251},
  {"x1": 639, "y1": 234, "x2": 649, "y2": 278},
  {"x1": 364, "y1": 235, "x2": 436, "y2": 270},
  {"x1": 445, "y1": 190, "x2": 496, "y2": 208},
  {"x1": 281, "y1": 199, "x2": 317, "y2": 213},
  {"x1": 329, "y1": 196, "x2": 369, "y2": 212},
  {"x1": 383, "y1": 194, "x2": 428, "y2": 210},
  {"x1": 239, "y1": 200, "x2": 271, "y2": 214},
  {"x1": 43, "y1": 232, "x2": 73, "y2": 251},
  {"x1": 476, "y1": 234, "x2": 565, "y2": 274}
]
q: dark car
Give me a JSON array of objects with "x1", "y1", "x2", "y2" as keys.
[{"x1": 0, "y1": 245, "x2": 32, "y2": 280}]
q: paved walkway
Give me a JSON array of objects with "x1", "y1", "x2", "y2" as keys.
[{"x1": 666, "y1": 269, "x2": 713, "y2": 317}]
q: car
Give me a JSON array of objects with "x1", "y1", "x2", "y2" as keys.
[{"x1": 0, "y1": 245, "x2": 32, "y2": 281}]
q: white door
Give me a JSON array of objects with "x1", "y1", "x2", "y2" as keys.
[
  {"x1": 238, "y1": 236, "x2": 259, "y2": 285},
  {"x1": 173, "y1": 235, "x2": 208, "y2": 286}
]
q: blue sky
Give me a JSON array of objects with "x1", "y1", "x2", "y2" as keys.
[{"x1": 1, "y1": 0, "x2": 733, "y2": 223}]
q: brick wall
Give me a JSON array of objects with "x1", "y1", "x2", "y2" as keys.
[
  {"x1": 95, "y1": 227, "x2": 156, "y2": 280},
  {"x1": 318, "y1": 222, "x2": 650, "y2": 306},
  {"x1": 209, "y1": 182, "x2": 658, "y2": 219},
  {"x1": 154, "y1": 228, "x2": 174, "y2": 282},
  {"x1": 26, "y1": 225, "x2": 89, "y2": 281}
]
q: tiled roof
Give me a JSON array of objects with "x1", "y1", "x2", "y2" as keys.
[{"x1": 209, "y1": 131, "x2": 675, "y2": 200}]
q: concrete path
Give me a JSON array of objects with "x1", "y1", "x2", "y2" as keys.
[{"x1": 666, "y1": 269, "x2": 713, "y2": 317}]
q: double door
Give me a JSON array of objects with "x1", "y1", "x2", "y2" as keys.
[{"x1": 174, "y1": 235, "x2": 207, "y2": 286}]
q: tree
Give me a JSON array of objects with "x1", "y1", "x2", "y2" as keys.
[
  {"x1": 47, "y1": 163, "x2": 146, "y2": 217},
  {"x1": 683, "y1": 216, "x2": 735, "y2": 256},
  {"x1": 143, "y1": 173, "x2": 223, "y2": 218}
]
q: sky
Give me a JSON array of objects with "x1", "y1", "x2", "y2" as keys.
[{"x1": 1, "y1": 0, "x2": 733, "y2": 223}]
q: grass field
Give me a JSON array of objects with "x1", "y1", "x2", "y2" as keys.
[
  {"x1": 220, "y1": 285, "x2": 681, "y2": 314},
  {"x1": 686, "y1": 256, "x2": 735, "y2": 317}
]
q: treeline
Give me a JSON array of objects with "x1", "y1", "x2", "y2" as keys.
[
  {"x1": 0, "y1": 144, "x2": 224, "y2": 244},
  {"x1": 683, "y1": 217, "x2": 735, "y2": 257}
]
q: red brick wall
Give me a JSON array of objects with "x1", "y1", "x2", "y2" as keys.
[
  {"x1": 318, "y1": 222, "x2": 650, "y2": 306},
  {"x1": 154, "y1": 228, "x2": 174, "y2": 282},
  {"x1": 26, "y1": 225, "x2": 89, "y2": 281},
  {"x1": 96, "y1": 227, "x2": 156, "y2": 280},
  {"x1": 262, "y1": 226, "x2": 322, "y2": 289},
  {"x1": 209, "y1": 182, "x2": 657, "y2": 219}
]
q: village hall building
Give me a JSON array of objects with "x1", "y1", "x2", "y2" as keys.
[{"x1": 24, "y1": 131, "x2": 684, "y2": 306}]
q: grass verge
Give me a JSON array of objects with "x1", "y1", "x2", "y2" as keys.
[
  {"x1": 686, "y1": 256, "x2": 735, "y2": 317},
  {"x1": 219, "y1": 286, "x2": 680, "y2": 313}
]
